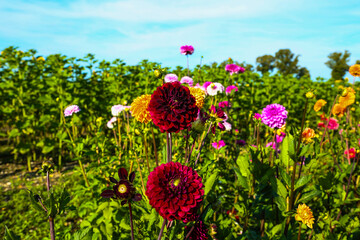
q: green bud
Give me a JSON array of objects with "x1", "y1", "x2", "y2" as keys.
[{"x1": 42, "y1": 161, "x2": 54, "y2": 172}]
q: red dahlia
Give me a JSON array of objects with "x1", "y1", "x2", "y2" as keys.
[
  {"x1": 146, "y1": 162, "x2": 204, "y2": 222},
  {"x1": 185, "y1": 220, "x2": 209, "y2": 240},
  {"x1": 148, "y1": 82, "x2": 198, "y2": 133}
]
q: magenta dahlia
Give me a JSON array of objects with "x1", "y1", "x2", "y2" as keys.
[
  {"x1": 148, "y1": 82, "x2": 198, "y2": 133},
  {"x1": 101, "y1": 168, "x2": 142, "y2": 205},
  {"x1": 146, "y1": 162, "x2": 204, "y2": 222},
  {"x1": 180, "y1": 45, "x2": 195, "y2": 55},
  {"x1": 261, "y1": 104, "x2": 288, "y2": 129},
  {"x1": 225, "y1": 64, "x2": 245, "y2": 75},
  {"x1": 185, "y1": 220, "x2": 209, "y2": 240}
]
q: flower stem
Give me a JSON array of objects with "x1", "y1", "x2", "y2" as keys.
[
  {"x1": 46, "y1": 171, "x2": 55, "y2": 240},
  {"x1": 157, "y1": 219, "x2": 167, "y2": 240},
  {"x1": 320, "y1": 95, "x2": 338, "y2": 150},
  {"x1": 187, "y1": 55, "x2": 190, "y2": 76},
  {"x1": 143, "y1": 133, "x2": 150, "y2": 173},
  {"x1": 166, "y1": 133, "x2": 172, "y2": 163},
  {"x1": 151, "y1": 126, "x2": 159, "y2": 167},
  {"x1": 128, "y1": 201, "x2": 135, "y2": 240},
  {"x1": 194, "y1": 123, "x2": 212, "y2": 167},
  {"x1": 297, "y1": 223, "x2": 302, "y2": 240}
]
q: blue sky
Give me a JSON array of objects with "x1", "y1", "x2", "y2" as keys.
[{"x1": 0, "y1": 0, "x2": 360, "y2": 79}]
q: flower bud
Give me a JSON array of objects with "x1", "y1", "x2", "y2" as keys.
[
  {"x1": 305, "y1": 91, "x2": 314, "y2": 99},
  {"x1": 154, "y1": 69, "x2": 162, "y2": 78},
  {"x1": 42, "y1": 161, "x2": 54, "y2": 172}
]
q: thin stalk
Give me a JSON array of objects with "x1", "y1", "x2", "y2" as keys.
[
  {"x1": 157, "y1": 219, "x2": 167, "y2": 240},
  {"x1": 151, "y1": 126, "x2": 159, "y2": 167},
  {"x1": 320, "y1": 96, "x2": 338, "y2": 149},
  {"x1": 166, "y1": 133, "x2": 172, "y2": 163},
  {"x1": 298, "y1": 224, "x2": 302, "y2": 240},
  {"x1": 186, "y1": 137, "x2": 197, "y2": 164},
  {"x1": 117, "y1": 117, "x2": 122, "y2": 148},
  {"x1": 186, "y1": 55, "x2": 190, "y2": 76},
  {"x1": 128, "y1": 201, "x2": 135, "y2": 240},
  {"x1": 134, "y1": 156, "x2": 147, "y2": 195},
  {"x1": 78, "y1": 159, "x2": 90, "y2": 187},
  {"x1": 143, "y1": 133, "x2": 150, "y2": 173},
  {"x1": 194, "y1": 123, "x2": 212, "y2": 167},
  {"x1": 46, "y1": 171, "x2": 55, "y2": 240},
  {"x1": 113, "y1": 129, "x2": 119, "y2": 146}
]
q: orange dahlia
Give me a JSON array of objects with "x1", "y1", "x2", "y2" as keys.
[
  {"x1": 332, "y1": 104, "x2": 346, "y2": 117},
  {"x1": 313, "y1": 99, "x2": 327, "y2": 112},
  {"x1": 189, "y1": 87, "x2": 206, "y2": 109},
  {"x1": 349, "y1": 64, "x2": 360, "y2": 77},
  {"x1": 302, "y1": 128, "x2": 315, "y2": 144},
  {"x1": 295, "y1": 203, "x2": 315, "y2": 229},
  {"x1": 339, "y1": 87, "x2": 355, "y2": 107},
  {"x1": 130, "y1": 94, "x2": 152, "y2": 124}
]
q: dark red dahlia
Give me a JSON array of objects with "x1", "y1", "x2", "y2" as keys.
[
  {"x1": 148, "y1": 82, "x2": 198, "y2": 133},
  {"x1": 146, "y1": 162, "x2": 204, "y2": 222},
  {"x1": 101, "y1": 168, "x2": 142, "y2": 205},
  {"x1": 185, "y1": 220, "x2": 209, "y2": 240}
]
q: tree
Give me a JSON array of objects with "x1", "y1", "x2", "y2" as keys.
[
  {"x1": 356, "y1": 60, "x2": 360, "y2": 65},
  {"x1": 256, "y1": 55, "x2": 275, "y2": 74},
  {"x1": 325, "y1": 50, "x2": 350, "y2": 80},
  {"x1": 274, "y1": 49, "x2": 300, "y2": 76},
  {"x1": 296, "y1": 67, "x2": 310, "y2": 79}
]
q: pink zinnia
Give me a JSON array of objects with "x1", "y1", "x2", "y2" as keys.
[
  {"x1": 180, "y1": 76, "x2": 194, "y2": 86},
  {"x1": 344, "y1": 148, "x2": 356, "y2": 159},
  {"x1": 212, "y1": 140, "x2": 226, "y2": 149},
  {"x1": 218, "y1": 101, "x2": 230, "y2": 108},
  {"x1": 64, "y1": 105, "x2": 80, "y2": 117},
  {"x1": 226, "y1": 85, "x2": 238, "y2": 95},
  {"x1": 225, "y1": 64, "x2": 245, "y2": 75},
  {"x1": 164, "y1": 74, "x2": 178, "y2": 83},
  {"x1": 180, "y1": 45, "x2": 194, "y2": 55}
]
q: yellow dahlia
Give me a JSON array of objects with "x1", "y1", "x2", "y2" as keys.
[
  {"x1": 349, "y1": 64, "x2": 360, "y2": 77},
  {"x1": 295, "y1": 203, "x2": 315, "y2": 229},
  {"x1": 339, "y1": 87, "x2": 355, "y2": 107},
  {"x1": 189, "y1": 87, "x2": 206, "y2": 109},
  {"x1": 302, "y1": 128, "x2": 315, "y2": 144},
  {"x1": 130, "y1": 94, "x2": 152, "y2": 124},
  {"x1": 332, "y1": 103, "x2": 346, "y2": 117},
  {"x1": 313, "y1": 99, "x2": 327, "y2": 112}
]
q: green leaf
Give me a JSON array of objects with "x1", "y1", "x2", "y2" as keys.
[
  {"x1": 280, "y1": 135, "x2": 295, "y2": 167},
  {"x1": 236, "y1": 154, "x2": 250, "y2": 177},
  {"x1": 298, "y1": 189, "x2": 322, "y2": 203},
  {"x1": 42, "y1": 145, "x2": 55, "y2": 154},
  {"x1": 147, "y1": 208, "x2": 158, "y2": 231},
  {"x1": 205, "y1": 172, "x2": 218, "y2": 196},
  {"x1": 279, "y1": 168, "x2": 291, "y2": 187},
  {"x1": 28, "y1": 190, "x2": 45, "y2": 213},
  {"x1": 48, "y1": 192, "x2": 58, "y2": 218},
  {"x1": 4, "y1": 225, "x2": 20, "y2": 240},
  {"x1": 295, "y1": 175, "x2": 312, "y2": 190},
  {"x1": 233, "y1": 167, "x2": 249, "y2": 189},
  {"x1": 58, "y1": 189, "x2": 71, "y2": 214}
]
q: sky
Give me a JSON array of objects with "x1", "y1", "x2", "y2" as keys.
[{"x1": 0, "y1": 0, "x2": 360, "y2": 79}]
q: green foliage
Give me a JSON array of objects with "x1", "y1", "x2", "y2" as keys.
[{"x1": 325, "y1": 50, "x2": 351, "y2": 80}]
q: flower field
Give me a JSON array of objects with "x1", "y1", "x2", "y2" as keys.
[{"x1": 1, "y1": 46, "x2": 360, "y2": 239}]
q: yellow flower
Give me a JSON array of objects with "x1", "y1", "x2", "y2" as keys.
[
  {"x1": 302, "y1": 128, "x2": 315, "y2": 144},
  {"x1": 275, "y1": 123, "x2": 286, "y2": 135},
  {"x1": 332, "y1": 104, "x2": 346, "y2": 117},
  {"x1": 305, "y1": 92, "x2": 314, "y2": 99},
  {"x1": 295, "y1": 203, "x2": 315, "y2": 229},
  {"x1": 334, "y1": 80, "x2": 342, "y2": 84},
  {"x1": 189, "y1": 87, "x2": 206, "y2": 109},
  {"x1": 37, "y1": 56, "x2": 45, "y2": 61},
  {"x1": 339, "y1": 87, "x2": 355, "y2": 107},
  {"x1": 349, "y1": 64, "x2": 360, "y2": 77},
  {"x1": 130, "y1": 94, "x2": 152, "y2": 124},
  {"x1": 313, "y1": 99, "x2": 327, "y2": 112}
]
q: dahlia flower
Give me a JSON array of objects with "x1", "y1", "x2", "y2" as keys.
[
  {"x1": 349, "y1": 64, "x2": 360, "y2": 77},
  {"x1": 302, "y1": 128, "x2": 315, "y2": 144},
  {"x1": 164, "y1": 74, "x2": 179, "y2": 83},
  {"x1": 313, "y1": 99, "x2": 327, "y2": 112},
  {"x1": 332, "y1": 104, "x2": 346, "y2": 117},
  {"x1": 180, "y1": 76, "x2": 194, "y2": 86},
  {"x1": 223, "y1": 121, "x2": 232, "y2": 131},
  {"x1": 107, "y1": 117, "x2": 117, "y2": 129},
  {"x1": 339, "y1": 87, "x2": 355, "y2": 107},
  {"x1": 206, "y1": 83, "x2": 224, "y2": 96},
  {"x1": 194, "y1": 83, "x2": 206, "y2": 92},
  {"x1": 218, "y1": 101, "x2": 230, "y2": 108},
  {"x1": 318, "y1": 118, "x2": 339, "y2": 130},
  {"x1": 295, "y1": 203, "x2": 315, "y2": 229},
  {"x1": 130, "y1": 94, "x2": 152, "y2": 124},
  {"x1": 189, "y1": 87, "x2": 206, "y2": 109},
  {"x1": 64, "y1": 105, "x2": 81, "y2": 117},
  {"x1": 225, "y1": 64, "x2": 245, "y2": 75},
  {"x1": 261, "y1": 104, "x2": 288, "y2": 129},
  {"x1": 208, "y1": 105, "x2": 228, "y2": 134},
  {"x1": 203, "y1": 81, "x2": 212, "y2": 90},
  {"x1": 212, "y1": 140, "x2": 226, "y2": 149},
  {"x1": 146, "y1": 162, "x2": 204, "y2": 222},
  {"x1": 111, "y1": 105, "x2": 124, "y2": 117},
  {"x1": 180, "y1": 45, "x2": 194, "y2": 55},
  {"x1": 254, "y1": 113, "x2": 261, "y2": 120},
  {"x1": 185, "y1": 220, "x2": 209, "y2": 240},
  {"x1": 148, "y1": 82, "x2": 198, "y2": 133},
  {"x1": 344, "y1": 148, "x2": 356, "y2": 159},
  {"x1": 101, "y1": 168, "x2": 142, "y2": 205},
  {"x1": 226, "y1": 85, "x2": 238, "y2": 95}
]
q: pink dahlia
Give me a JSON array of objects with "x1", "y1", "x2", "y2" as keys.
[
  {"x1": 107, "y1": 117, "x2": 117, "y2": 129},
  {"x1": 225, "y1": 64, "x2": 245, "y2": 75},
  {"x1": 344, "y1": 148, "x2": 356, "y2": 159},
  {"x1": 206, "y1": 83, "x2": 224, "y2": 96},
  {"x1": 180, "y1": 76, "x2": 194, "y2": 86},
  {"x1": 212, "y1": 140, "x2": 226, "y2": 149},
  {"x1": 180, "y1": 45, "x2": 194, "y2": 55},
  {"x1": 111, "y1": 105, "x2": 124, "y2": 117},
  {"x1": 185, "y1": 220, "x2": 209, "y2": 240},
  {"x1": 64, "y1": 105, "x2": 80, "y2": 117},
  {"x1": 164, "y1": 74, "x2": 179, "y2": 83},
  {"x1": 226, "y1": 85, "x2": 238, "y2": 95},
  {"x1": 261, "y1": 104, "x2": 288, "y2": 129},
  {"x1": 146, "y1": 162, "x2": 204, "y2": 222},
  {"x1": 148, "y1": 82, "x2": 198, "y2": 133},
  {"x1": 218, "y1": 101, "x2": 230, "y2": 108}
]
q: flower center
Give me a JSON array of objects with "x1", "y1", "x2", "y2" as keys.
[
  {"x1": 118, "y1": 184, "x2": 128, "y2": 193},
  {"x1": 210, "y1": 83, "x2": 216, "y2": 89},
  {"x1": 169, "y1": 178, "x2": 181, "y2": 188}
]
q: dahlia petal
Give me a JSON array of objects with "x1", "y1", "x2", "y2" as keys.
[
  {"x1": 118, "y1": 168, "x2": 128, "y2": 180},
  {"x1": 109, "y1": 177, "x2": 118, "y2": 184},
  {"x1": 129, "y1": 172, "x2": 135, "y2": 183},
  {"x1": 132, "y1": 193, "x2": 142, "y2": 202},
  {"x1": 101, "y1": 190, "x2": 115, "y2": 198}
]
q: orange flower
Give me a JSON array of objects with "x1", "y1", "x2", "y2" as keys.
[
  {"x1": 339, "y1": 87, "x2": 355, "y2": 107},
  {"x1": 295, "y1": 203, "x2": 315, "y2": 229},
  {"x1": 130, "y1": 94, "x2": 152, "y2": 124},
  {"x1": 332, "y1": 104, "x2": 346, "y2": 117},
  {"x1": 313, "y1": 99, "x2": 327, "y2": 112},
  {"x1": 302, "y1": 128, "x2": 315, "y2": 144},
  {"x1": 349, "y1": 64, "x2": 360, "y2": 77}
]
